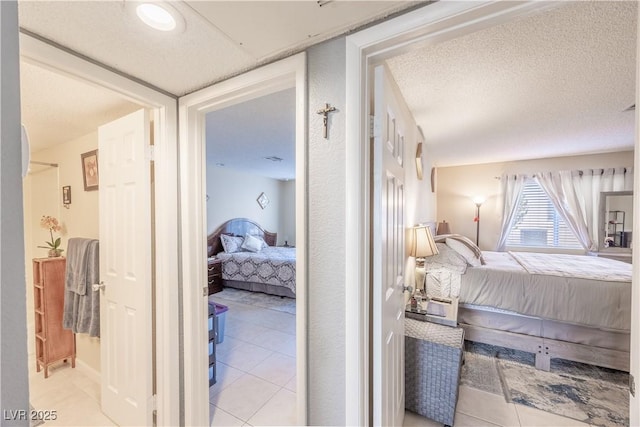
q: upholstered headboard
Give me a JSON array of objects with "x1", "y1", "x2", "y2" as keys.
[{"x1": 207, "y1": 218, "x2": 277, "y2": 257}]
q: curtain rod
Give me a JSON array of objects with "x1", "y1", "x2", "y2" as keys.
[
  {"x1": 494, "y1": 167, "x2": 630, "y2": 180},
  {"x1": 30, "y1": 161, "x2": 58, "y2": 168}
]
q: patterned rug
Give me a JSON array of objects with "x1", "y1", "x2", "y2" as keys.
[
  {"x1": 214, "y1": 288, "x2": 296, "y2": 314},
  {"x1": 461, "y1": 342, "x2": 629, "y2": 427}
]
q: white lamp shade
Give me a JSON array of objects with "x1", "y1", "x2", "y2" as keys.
[{"x1": 409, "y1": 225, "x2": 439, "y2": 258}]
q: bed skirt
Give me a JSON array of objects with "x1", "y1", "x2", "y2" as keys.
[{"x1": 222, "y1": 279, "x2": 296, "y2": 299}]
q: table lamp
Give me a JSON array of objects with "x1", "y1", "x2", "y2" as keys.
[{"x1": 409, "y1": 225, "x2": 439, "y2": 268}]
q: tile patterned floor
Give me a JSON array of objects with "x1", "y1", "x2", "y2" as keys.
[
  {"x1": 26, "y1": 291, "x2": 596, "y2": 427},
  {"x1": 27, "y1": 357, "x2": 116, "y2": 426},
  {"x1": 209, "y1": 293, "x2": 298, "y2": 427}
]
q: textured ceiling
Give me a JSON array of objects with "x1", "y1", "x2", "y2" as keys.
[
  {"x1": 20, "y1": 60, "x2": 142, "y2": 153},
  {"x1": 206, "y1": 88, "x2": 295, "y2": 180},
  {"x1": 386, "y1": 1, "x2": 637, "y2": 167},
  {"x1": 18, "y1": 0, "x2": 419, "y2": 96},
  {"x1": 18, "y1": 1, "x2": 638, "y2": 168}
]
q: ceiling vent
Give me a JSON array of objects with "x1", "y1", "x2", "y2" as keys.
[{"x1": 264, "y1": 156, "x2": 283, "y2": 162}]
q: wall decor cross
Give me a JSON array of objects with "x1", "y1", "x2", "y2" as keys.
[{"x1": 316, "y1": 103, "x2": 337, "y2": 139}]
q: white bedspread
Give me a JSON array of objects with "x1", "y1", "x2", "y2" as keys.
[
  {"x1": 425, "y1": 251, "x2": 631, "y2": 331},
  {"x1": 508, "y1": 251, "x2": 632, "y2": 282}
]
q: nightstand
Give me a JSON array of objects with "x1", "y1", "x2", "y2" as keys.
[
  {"x1": 406, "y1": 296, "x2": 459, "y2": 327},
  {"x1": 207, "y1": 258, "x2": 223, "y2": 295}
]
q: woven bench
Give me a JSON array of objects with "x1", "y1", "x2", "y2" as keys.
[{"x1": 405, "y1": 318, "x2": 464, "y2": 426}]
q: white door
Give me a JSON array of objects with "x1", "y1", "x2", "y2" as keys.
[
  {"x1": 372, "y1": 64, "x2": 407, "y2": 427},
  {"x1": 98, "y1": 109, "x2": 153, "y2": 426}
]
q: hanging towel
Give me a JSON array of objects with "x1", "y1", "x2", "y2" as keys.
[
  {"x1": 63, "y1": 238, "x2": 100, "y2": 337},
  {"x1": 65, "y1": 237, "x2": 93, "y2": 295}
]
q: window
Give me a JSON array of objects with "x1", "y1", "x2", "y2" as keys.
[{"x1": 506, "y1": 179, "x2": 582, "y2": 250}]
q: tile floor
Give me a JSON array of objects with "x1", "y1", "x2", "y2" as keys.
[
  {"x1": 209, "y1": 294, "x2": 297, "y2": 427},
  {"x1": 26, "y1": 296, "x2": 594, "y2": 427},
  {"x1": 27, "y1": 356, "x2": 116, "y2": 426}
]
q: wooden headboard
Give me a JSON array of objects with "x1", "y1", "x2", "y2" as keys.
[{"x1": 207, "y1": 218, "x2": 277, "y2": 257}]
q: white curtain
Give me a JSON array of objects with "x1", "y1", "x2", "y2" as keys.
[
  {"x1": 534, "y1": 171, "x2": 593, "y2": 251},
  {"x1": 495, "y1": 173, "x2": 526, "y2": 250}
]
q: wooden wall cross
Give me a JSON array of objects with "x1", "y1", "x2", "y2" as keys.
[{"x1": 316, "y1": 103, "x2": 337, "y2": 139}]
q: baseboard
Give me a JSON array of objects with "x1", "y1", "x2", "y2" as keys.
[{"x1": 75, "y1": 358, "x2": 101, "y2": 384}]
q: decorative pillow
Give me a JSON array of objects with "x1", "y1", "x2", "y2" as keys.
[
  {"x1": 446, "y1": 237, "x2": 482, "y2": 267},
  {"x1": 220, "y1": 234, "x2": 243, "y2": 253},
  {"x1": 423, "y1": 243, "x2": 468, "y2": 273},
  {"x1": 241, "y1": 234, "x2": 264, "y2": 253},
  {"x1": 435, "y1": 234, "x2": 485, "y2": 265}
]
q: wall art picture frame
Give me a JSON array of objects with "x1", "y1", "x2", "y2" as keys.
[
  {"x1": 81, "y1": 149, "x2": 99, "y2": 191},
  {"x1": 62, "y1": 185, "x2": 71, "y2": 205},
  {"x1": 257, "y1": 192, "x2": 270, "y2": 209}
]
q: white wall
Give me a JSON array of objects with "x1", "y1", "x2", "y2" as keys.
[
  {"x1": 24, "y1": 131, "x2": 101, "y2": 373},
  {"x1": 205, "y1": 166, "x2": 294, "y2": 245},
  {"x1": 307, "y1": 38, "x2": 347, "y2": 425},
  {"x1": 436, "y1": 151, "x2": 634, "y2": 250},
  {"x1": 1, "y1": 1, "x2": 30, "y2": 420}
]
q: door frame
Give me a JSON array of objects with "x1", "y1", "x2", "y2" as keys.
[
  {"x1": 20, "y1": 33, "x2": 180, "y2": 426},
  {"x1": 178, "y1": 53, "x2": 307, "y2": 426},
  {"x1": 344, "y1": 1, "x2": 640, "y2": 425}
]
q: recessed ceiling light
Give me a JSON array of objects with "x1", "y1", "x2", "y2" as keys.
[{"x1": 135, "y1": 2, "x2": 184, "y2": 32}]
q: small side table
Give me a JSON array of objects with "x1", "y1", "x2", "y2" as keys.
[
  {"x1": 405, "y1": 318, "x2": 464, "y2": 427},
  {"x1": 406, "y1": 297, "x2": 459, "y2": 327}
]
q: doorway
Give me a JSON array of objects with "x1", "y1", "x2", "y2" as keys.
[
  {"x1": 205, "y1": 88, "x2": 298, "y2": 425},
  {"x1": 345, "y1": 1, "x2": 639, "y2": 426},
  {"x1": 19, "y1": 32, "x2": 180, "y2": 425},
  {"x1": 179, "y1": 53, "x2": 307, "y2": 426}
]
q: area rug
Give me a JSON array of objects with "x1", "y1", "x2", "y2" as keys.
[
  {"x1": 214, "y1": 288, "x2": 296, "y2": 314},
  {"x1": 461, "y1": 342, "x2": 629, "y2": 427}
]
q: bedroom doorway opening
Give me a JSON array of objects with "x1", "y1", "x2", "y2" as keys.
[
  {"x1": 346, "y1": 1, "x2": 638, "y2": 425},
  {"x1": 178, "y1": 53, "x2": 307, "y2": 426},
  {"x1": 205, "y1": 88, "x2": 298, "y2": 425}
]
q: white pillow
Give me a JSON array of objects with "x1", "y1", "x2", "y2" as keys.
[
  {"x1": 220, "y1": 234, "x2": 243, "y2": 253},
  {"x1": 446, "y1": 238, "x2": 482, "y2": 267},
  {"x1": 241, "y1": 234, "x2": 264, "y2": 253}
]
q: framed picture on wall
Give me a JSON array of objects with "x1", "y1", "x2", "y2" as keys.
[
  {"x1": 81, "y1": 149, "x2": 99, "y2": 191},
  {"x1": 62, "y1": 186, "x2": 71, "y2": 205},
  {"x1": 257, "y1": 192, "x2": 270, "y2": 209}
]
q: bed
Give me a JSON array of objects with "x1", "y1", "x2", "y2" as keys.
[
  {"x1": 207, "y1": 218, "x2": 296, "y2": 298},
  {"x1": 424, "y1": 235, "x2": 631, "y2": 371}
]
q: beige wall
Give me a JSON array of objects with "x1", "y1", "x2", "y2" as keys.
[
  {"x1": 436, "y1": 151, "x2": 634, "y2": 250},
  {"x1": 23, "y1": 131, "x2": 101, "y2": 373},
  {"x1": 206, "y1": 166, "x2": 294, "y2": 245}
]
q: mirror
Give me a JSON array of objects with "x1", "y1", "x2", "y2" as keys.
[{"x1": 598, "y1": 191, "x2": 633, "y2": 252}]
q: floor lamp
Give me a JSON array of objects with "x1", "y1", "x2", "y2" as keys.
[{"x1": 473, "y1": 196, "x2": 485, "y2": 246}]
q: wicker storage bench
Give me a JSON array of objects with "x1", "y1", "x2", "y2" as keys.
[{"x1": 405, "y1": 318, "x2": 464, "y2": 426}]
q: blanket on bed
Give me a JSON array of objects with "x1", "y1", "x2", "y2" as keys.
[
  {"x1": 508, "y1": 251, "x2": 632, "y2": 282},
  {"x1": 217, "y1": 246, "x2": 296, "y2": 294}
]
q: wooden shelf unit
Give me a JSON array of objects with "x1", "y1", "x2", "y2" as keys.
[{"x1": 33, "y1": 258, "x2": 76, "y2": 378}]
